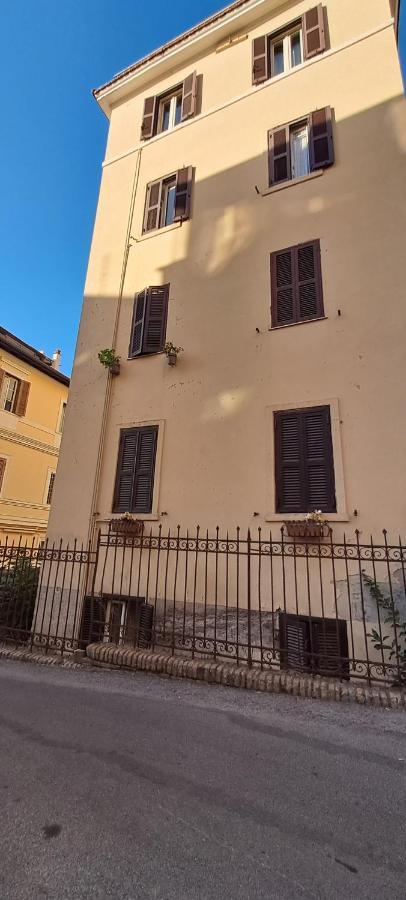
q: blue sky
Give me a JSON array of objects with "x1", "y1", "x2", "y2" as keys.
[{"x1": 1, "y1": 1, "x2": 405, "y2": 376}]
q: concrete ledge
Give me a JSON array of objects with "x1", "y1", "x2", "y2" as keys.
[
  {"x1": 86, "y1": 643, "x2": 406, "y2": 710},
  {"x1": 0, "y1": 644, "x2": 83, "y2": 670}
]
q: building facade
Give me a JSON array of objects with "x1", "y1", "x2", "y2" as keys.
[
  {"x1": 49, "y1": 0, "x2": 405, "y2": 548},
  {"x1": 0, "y1": 328, "x2": 69, "y2": 544}
]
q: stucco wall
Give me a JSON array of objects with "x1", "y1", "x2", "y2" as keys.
[{"x1": 48, "y1": 0, "x2": 406, "y2": 548}]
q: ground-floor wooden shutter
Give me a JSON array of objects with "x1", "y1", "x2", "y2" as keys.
[
  {"x1": 279, "y1": 612, "x2": 349, "y2": 678},
  {"x1": 80, "y1": 596, "x2": 107, "y2": 646}
]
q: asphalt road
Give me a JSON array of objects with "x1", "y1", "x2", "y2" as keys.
[{"x1": 0, "y1": 661, "x2": 405, "y2": 900}]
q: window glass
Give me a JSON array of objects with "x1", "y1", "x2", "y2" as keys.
[
  {"x1": 161, "y1": 101, "x2": 171, "y2": 132},
  {"x1": 164, "y1": 183, "x2": 176, "y2": 226},
  {"x1": 273, "y1": 41, "x2": 284, "y2": 75},
  {"x1": 174, "y1": 94, "x2": 182, "y2": 126},
  {"x1": 290, "y1": 32, "x2": 302, "y2": 67},
  {"x1": 290, "y1": 125, "x2": 310, "y2": 178},
  {"x1": 1, "y1": 375, "x2": 19, "y2": 413}
]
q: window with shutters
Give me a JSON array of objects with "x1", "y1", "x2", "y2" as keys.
[
  {"x1": 143, "y1": 168, "x2": 193, "y2": 233},
  {"x1": 279, "y1": 612, "x2": 349, "y2": 678},
  {"x1": 113, "y1": 426, "x2": 158, "y2": 514},
  {"x1": 271, "y1": 240, "x2": 324, "y2": 327},
  {"x1": 46, "y1": 472, "x2": 56, "y2": 506},
  {"x1": 252, "y1": 5, "x2": 326, "y2": 85},
  {"x1": 274, "y1": 406, "x2": 336, "y2": 514},
  {"x1": 129, "y1": 285, "x2": 169, "y2": 358},
  {"x1": 0, "y1": 458, "x2": 6, "y2": 495},
  {"x1": 140, "y1": 72, "x2": 198, "y2": 140},
  {"x1": 268, "y1": 107, "x2": 334, "y2": 186},
  {"x1": 0, "y1": 374, "x2": 20, "y2": 413}
]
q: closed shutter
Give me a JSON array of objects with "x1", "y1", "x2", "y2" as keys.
[
  {"x1": 143, "y1": 180, "x2": 162, "y2": 233},
  {"x1": 0, "y1": 458, "x2": 6, "y2": 493},
  {"x1": 271, "y1": 249, "x2": 295, "y2": 326},
  {"x1": 275, "y1": 406, "x2": 336, "y2": 513},
  {"x1": 143, "y1": 285, "x2": 169, "y2": 354},
  {"x1": 79, "y1": 596, "x2": 107, "y2": 647},
  {"x1": 297, "y1": 241, "x2": 323, "y2": 320},
  {"x1": 275, "y1": 410, "x2": 304, "y2": 512},
  {"x1": 309, "y1": 107, "x2": 334, "y2": 170},
  {"x1": 138, "y1": 602, "x2": 154, "y2": 648},
  {"x1": 252, "y1": 35, "x2": 269, "y2": 84},
  {"x1": 279, "y1": 613, "x2": 310, "y2": 672},
  {"x1": 312, "y1": 618, "x2": 349, "y2": 678},
  {"x1": 181, "y1": 72, "x2": 197, "y2": 120},
  {"x1": 15, "y1": 380, "x2": 30, "y2": 417},
  {"x1": 46, "y1": 472, "x2": 55, "y2": 505},
  {"x1": 132, "y1": 427, "x2": 158, "y2": 513},
  {"x1": 140, "y1": 96, "x2": 157, "y2": 140},
  {"x1": 174, "y1": 167, "x2": 193, "y2": 222},
  {"x1": 113, "y1": 429, "x2": 139, "y2": 513},
  {"x1": 268, "y1": 126, "x2": 291, "y2": 185},
  {"x1": 302, "y1": 5, "x2": 326, "y2": 60},
  {"x1": 130, "y1": 290, "x2": 147, "y2": 357},
  {"x1": 304, "y1": 406, "x2": 336, "y2": 512},
  {"x1": 113, "y1": 426, "x2": 158, "y2": 514}
]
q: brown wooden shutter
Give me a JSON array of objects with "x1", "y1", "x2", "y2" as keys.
[
  {"x1": 143, "y1": 180, "x2": 162, "y2": 233},
  {"x1": 303, "y1": 406, "x2": 336, "y2": 512},
  {"x1": 303, "y1": 5, "x2": 326, "y2": 60},
  {"x1": 309, "y1": 107, "x2": 334, "y2": 170},
  {"x1": 275, "y1": 406, "x2": 335, "y2": 513},
  {"x1": 268, "y1": 126, "x2": 291, "y2": 186},
  {"x1": 80, "y1": 596, "x2": 107, "y2": 647},
  {"x1": 252, "y1": 35, "x2": 269, "y2": 84},
  {"x1": 181, "y1": 72, "x2": 197, "y2": 120},
  {"x1": 132, "y1": 426, "x2": 158, "y2": 513},
  {"x1": 0, "y1": 458, "x2": 6, "y2": 493},
  {"x1": 312, "y1": 617, "x2": 349, "y2": 678},
  {"x1": 15, "y1": 380, "x2": 30, "y2": 417},
  {"x1": 46, "y1": 472, "x2": 55, "y2": 505},
  {"x1": 129, "y1": 290, "x2": 147, "y2": 357},
  {"x1": 279, "y1": 613, "x2": 310, "y2": 672},
  {"x1": 113, "y1": 426, "x2": 158, "y2": 514},
  {"x1": 297, "y1": 240, "x2": 323, "y2": 320},
  {"x1": 140, "y1": 96, "x2": 157, "y2": 140},
  {"x1": 143, "y1": 285, "x2": 169, "y2": 354},
  {"x1": 275, "y1": 410, "x2": 304, "y2": 513},
  {"x1": 0, "y1": 369, "x2": 4, "y2": 398},
  {"x1": 271, "y1": 248, "x2": 295, "y2": 326},
  {"x1": 174, "y1": 167, "x2": 193, "y2": 222}
]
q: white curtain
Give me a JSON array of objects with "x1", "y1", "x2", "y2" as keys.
[{"x1": 291, "y1": 127, "x2": 310, "y2": 178}]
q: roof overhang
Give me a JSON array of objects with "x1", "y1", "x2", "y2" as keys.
[{"x1": 93, "y1": 0, "x2": 280, "y2": 117}]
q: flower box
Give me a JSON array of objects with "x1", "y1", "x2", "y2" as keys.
[
  {"x1": 284, "y1": 520, "x2": 329, "y2": 540},
  {"x1": 109, "y1": 519, "x2": 143, "y2": 537}
]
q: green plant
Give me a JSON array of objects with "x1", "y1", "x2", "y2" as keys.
[
  {"x1": 98, "y1": 348, "x2": 120, "y2": 368},
  {"x1": 363, "y1": 570, "x2": 406, "y2": 683},
  {"x1": 0, "y1": 557, "x2": 39, "y2": 638},
  {"x1": 164, "y1": 342, "x2": 183, "y2": 357}
]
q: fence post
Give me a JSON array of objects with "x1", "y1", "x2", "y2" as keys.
[{"x1": 247, "y1": 528, "x2": 252, "y2": 667}]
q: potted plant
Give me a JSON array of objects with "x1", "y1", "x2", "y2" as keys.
[
  {"x1": 164, "y1": 342, "x2": 183, "y2": 367},
  {"x1": 98, "y1": 348, "x2": 120, "y2": 375},
  {"x1": 284, "y1": 510, "x2": 329, "y2": 539},
  {"x1": 109, "y1": 513, "x2": 144, "y2": 536}
]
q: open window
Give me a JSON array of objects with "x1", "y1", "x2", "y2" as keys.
[
  {"x1": 143, "y1": 167, "x2": 193, "y2": 233},
  {"x1": 140, "y1": 72, "x2": 198, "y2": 140},
  {"x1": 268, "y1": 107, "x2": 334, "y2": 186},
  {"x1": 252, "y1": 5, "x2": 326, "y2": 84}
]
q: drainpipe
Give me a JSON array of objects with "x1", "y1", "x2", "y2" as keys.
[{"x1": 86, "y1": 147, "x2": 143, "y2": 549}]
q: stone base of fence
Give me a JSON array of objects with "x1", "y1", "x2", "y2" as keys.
[{"x1": 86, "y1": 643, "x2": 406, "y2": 710}]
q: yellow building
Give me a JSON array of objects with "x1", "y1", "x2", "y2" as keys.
[
  {"x1": 0, "y1": 328, "x2": 69, "y2": 544},
  {"x1": 49, "y1": 0, "x2": 405, "y2": 546}
]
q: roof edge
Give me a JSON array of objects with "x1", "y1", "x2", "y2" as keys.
[
  {"x1": 0, "y1": 330, "x2": 70, "y2": 386},
  {"x1": 93, "y1": 0, "x2": 254, "y2": 99}
]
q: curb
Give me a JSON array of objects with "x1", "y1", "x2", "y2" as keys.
[
  {"x1": 0, "y1": 644, "x2": 83, "y2": 670},
  {"x1": 86, "y1": 643, "x2": 406, "y2": 710}
]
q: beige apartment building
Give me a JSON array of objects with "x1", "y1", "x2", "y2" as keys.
[{"x1": 49, "y1": 0, "x2": 405, "y2": 549}]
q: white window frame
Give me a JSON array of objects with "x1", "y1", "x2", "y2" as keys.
[
  {"x1": 157, "y1": 90, "x2": 182, "y2": 134},
  {"x1": 0, "y1": 374, "x2": 20, "y2": 414},
  {"x1": 290, "y1": 121, "x2": 310, "y2": 180},
  {"x1": 104, "y1": 599, "x2": 127, "y2": 644},
  {"x1": 270, "y1": 26, "x2": 303, "y2": 77}
]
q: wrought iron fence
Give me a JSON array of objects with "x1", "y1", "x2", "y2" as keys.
[{"x1": 0, "y1": 527, "x2": 405, "y2": 687}]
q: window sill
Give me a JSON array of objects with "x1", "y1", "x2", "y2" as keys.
[
  {"x1": 261, "y1": 169, "x2": 323, "y2": 196},
  {"x1": 136, "y1": 222, "x2": 182, "y2": 242},
  {"x1": 101, "y1": 514, "x2": 160, "y2": 523},
  {"x1": 127, "y1": 351, "x2": 164, "y2": 361},
  {"x1": 269, "y1": 316, "x2": 326, "y2": 331},
  {"x1": 265, "y1": 513, "x2": 349, "y2": 523}
]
